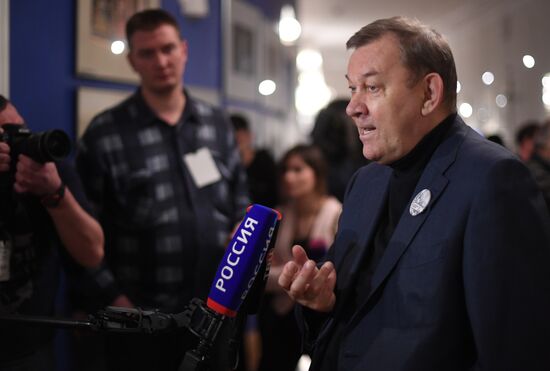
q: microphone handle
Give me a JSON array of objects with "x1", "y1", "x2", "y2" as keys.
[{"x1": 241, "y1": 221, "x2": 280, "y2": 314}]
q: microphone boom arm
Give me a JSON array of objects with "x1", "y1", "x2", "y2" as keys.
[{"x1": 0, "y1": 204, "x2": 282, "y2": 371}]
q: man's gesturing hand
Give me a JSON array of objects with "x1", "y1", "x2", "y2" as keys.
[{"x1": 278, "y1": 245, "x2": 336, "y2": 313}]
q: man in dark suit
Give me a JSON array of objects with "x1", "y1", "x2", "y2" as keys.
[{"x1": 279, "y1": 16, "x2": 550, "y2": 371}]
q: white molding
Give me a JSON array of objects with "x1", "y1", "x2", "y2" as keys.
[
  {"x1": 0, "y1": 0, "x2": 9, "y2": 97},
  {"x1": 187, "y1": 85, "x2": 220, "y2": 106}
]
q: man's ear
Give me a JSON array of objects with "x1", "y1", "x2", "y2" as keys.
[
  {"x1": 127, "y1": 52, "x2": 136, "y2": 72},
  {"x1": 421, "y1": 73, "x2": 444, "y2": 116},
  {"x1": 180, "y1": 39, "x2": 189, "y2": 65}
]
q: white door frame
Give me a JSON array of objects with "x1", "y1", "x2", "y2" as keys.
[{"x1": 0, "y1": 0, "x2": 10, "y2": 97}]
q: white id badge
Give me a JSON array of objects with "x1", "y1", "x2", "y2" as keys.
[
  {"x1": 0, "y1": 239, "x2": 12, "y2": 282},
  {"x1": 184, "y1": 147, "x2": 222, "y2": 188}
]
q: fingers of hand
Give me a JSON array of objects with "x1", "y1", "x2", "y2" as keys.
[
  {"x1": 290, "y1": 261, "x2": 337, "y2": 312},
  {"x1": 16, "y1": 155, "x2": 41, "y2": 173},
  {"x1": 288, "y1": 259, "x2": 317, "y2": 299},
  {"x1": 15, "y1": 156, "x2": 59, "y2": 194},
  {"x1": 0, "y1": 142, "x2": 9, "y2": 154},
  {"x1": 308, "y1": 261, "x2": 336, "y2": 296},
  {"x1": 326, "y1": 265, "x2": 337, "y2": 290},
  {"x1": 278, "y1": 261, "x2": 300, "y2": 290},
  {"x1": 0, "y1": 143, "x2": 9, "y2": 171},
  {"x1": 291, "y1": 245, "x2": 309, "y2": 266}
]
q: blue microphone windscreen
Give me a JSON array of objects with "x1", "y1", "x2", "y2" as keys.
[{"x1": 207, "y1": 204, "x2": 281, "y2": 317}]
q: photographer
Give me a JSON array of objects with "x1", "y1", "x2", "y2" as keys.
[{"x1": 0, "y1": 95, "x2": 104, "y2": 370}]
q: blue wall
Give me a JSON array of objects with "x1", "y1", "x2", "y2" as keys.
[
  {"x1": 9, "y1": 0, "x2": 229, "y2": 140},
  {"x1": 9, "y1": 0, "x2": 294, "y2": 142},
  {"x1": 10, "y1": 0, "x2": 77, "y2": 137}
]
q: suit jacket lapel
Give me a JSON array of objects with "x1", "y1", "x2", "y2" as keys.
[
  {"x1": 346, "y1": 119, "x2": 467, "y2": 328},
  {"x1": 315, "y1": 166, "x2": 391, "y2": 343}
]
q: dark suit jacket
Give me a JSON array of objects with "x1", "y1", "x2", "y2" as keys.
[{"x1": 305, "y1": 116, "x2": 550, "y2": 371}]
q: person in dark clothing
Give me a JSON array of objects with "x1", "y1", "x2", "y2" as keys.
[
  {"x1": 311, "y1": 99, "x2": 368, "y2": 202},
  {"x1": 72, "y1": 9, "x2": 248, "y2": 371},
  {"x1": 486, "y1": 133, "x2": 506, "y2": 147},
  {"x1": 278, "y1": 16, "x2": 550, "y2": 371},
  {"x1": 230, "y1": 113, "x2": 279, "y2": 371},
  {"x1": 515, "y1": 120, "x2": 540, "y2": 162},
  {"x1": 259, "y1": 144, "x2": 341, "y2": 371},
  {"x1": 0, "y1": 95, "x2": 104, "y2": 370},
  {"x1": 231, "y1": 114, "x2": 278, "y2": 208},
  {"x1": 527, "y1": 121, "x2": 550, "y2": 211}
]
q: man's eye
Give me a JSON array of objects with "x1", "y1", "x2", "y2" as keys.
[
  {"x1": 138, "y1": 50, "x2": 154, "y2": 59},
  {"x1": 367, "y1": 85, "x2": 379, "y2": 93},
  {"x1": 349, "y1": 86, "x2": 356, "y2": 94},
  {"x1": 162, "y1": 44, "x2": 176, "y2": 54}
]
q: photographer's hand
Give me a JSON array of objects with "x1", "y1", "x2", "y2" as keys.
[
  {"x1": 13, "y1": 154, "x2": 61, "y2": 195},
  {"x1": 13, "y1": 154, "x2": 104, "y2": 267},
  {"x1": 0, "y1": 128, "x2": 9, "y2": 173},
  {"x1": 111, "y1": 295, "x2": 134, "y2": 308}
]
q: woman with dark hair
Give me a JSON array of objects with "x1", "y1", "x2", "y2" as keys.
[
  {"x1": 311, "y1": 99, "x2": 368, "y2": 202},
  {"x1": 258, "y1": 144, "x2": 342, "y2": 371}
]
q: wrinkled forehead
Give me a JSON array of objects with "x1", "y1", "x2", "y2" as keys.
[{"x1": 346, "y1": 35, "x2": 405, "y2": 80}]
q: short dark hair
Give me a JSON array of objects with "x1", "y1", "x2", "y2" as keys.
[
  {"x1": 487, "y1": 134, "x2": 505, "y2": 147},
  {"x1": 534, "y1": 122, "x2": 550, "y2": 150},
  {"x1": 0, "y1": 94, "x2": 8, "y2": 113},
  {"x1": 515, "y1": 121, "x2": 540, "y2": 145},
  {"x1": 230, "y1": 114, "x2": 250, "y2": 132},
  {"x1": 346, "y1": 16, "x2": 457, "y2": 111},
  {"x1": 280, "y1": 144, "x2": 328, "y2": 196},
  {"x1": 126, "y1": 9, "x2": 181, "y2": 49}
]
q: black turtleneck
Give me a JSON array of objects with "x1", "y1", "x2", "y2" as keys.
[
  {"x1": 319, "y1": 113, "x2": 455, "y2": 371},
  {"x1": 352, "y1": 113, "x2": 455, "y2": 305}
]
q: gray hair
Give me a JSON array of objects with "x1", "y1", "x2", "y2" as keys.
[{"x1": 346, "y1": 16, "x2": 457, "y2": 111}]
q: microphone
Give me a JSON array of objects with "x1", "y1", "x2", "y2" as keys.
[{"x1": 206, "y1": 204, "x2": 281, "y2": 317}]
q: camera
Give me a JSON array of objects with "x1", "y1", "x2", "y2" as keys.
[{"x1": 1, "y1": 123, "x2": 71, "y2": 163}]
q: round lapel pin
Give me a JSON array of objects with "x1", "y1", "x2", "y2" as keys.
[{"x1": 409, "y1": 189, "x2": 431, "y2": 216}]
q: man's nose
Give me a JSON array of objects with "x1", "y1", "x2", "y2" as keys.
[
  {"x1": 154, "y1": 52, "x2": 169, "y2": 67},
  {"x1": 346, "y1": 93, "x2": 367, "y2": 118}
]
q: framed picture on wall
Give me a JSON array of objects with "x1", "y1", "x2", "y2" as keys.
[
  {"x1": 233, "y1": 24, "x2": 255, "y2": 77},
  {"x1": 258, "y1": 22, "x2": 291, "y2": 112},
  {"x1": 77, "y1": 86, "x2": 132, "y2": 137},
  {"x1": 76, "y1": 0, "x2": 159, "y2": 83},
  {"x1": 223, "y1": 0, "x2": 262, "y2": 102}
]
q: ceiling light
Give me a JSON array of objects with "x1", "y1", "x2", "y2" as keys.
[
  {"x1": 459, "y1": 102, "x2": 473, "y2": 118},
  {"x1": 111, "y1": 40, "x2": 125, "y2": 55},
  {"x1": 258, "y1": 80, "x2": 276, "y2": 96},
  {"x1": 296, "y1": 49, "x2": 323, "y2": 71},
  {"x1": 482, "y1": 72, "x2": 494, "y2": 86},
  {"x1": 278, "y1": 5, "x2": 301, "y2": 45},
  {"x1": 495, "y1": 94, "x2": 507, "y2": 108},
  {"x1": 456, "y1": 81, "x2": 461, "y2": 93},
  {"x1": 296, "y1": 72, "x2": 331, "y2": 116},
  {"x1": 542, "y1": 74, "x2": 550, "y2": 111},
  {"x1": 522, "y1": 55, "x2": 535, "y2": 69}
]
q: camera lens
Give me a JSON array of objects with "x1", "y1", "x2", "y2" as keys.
[{"x1": 41, "y1": 130, "x2": 71, "y2": 161}]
